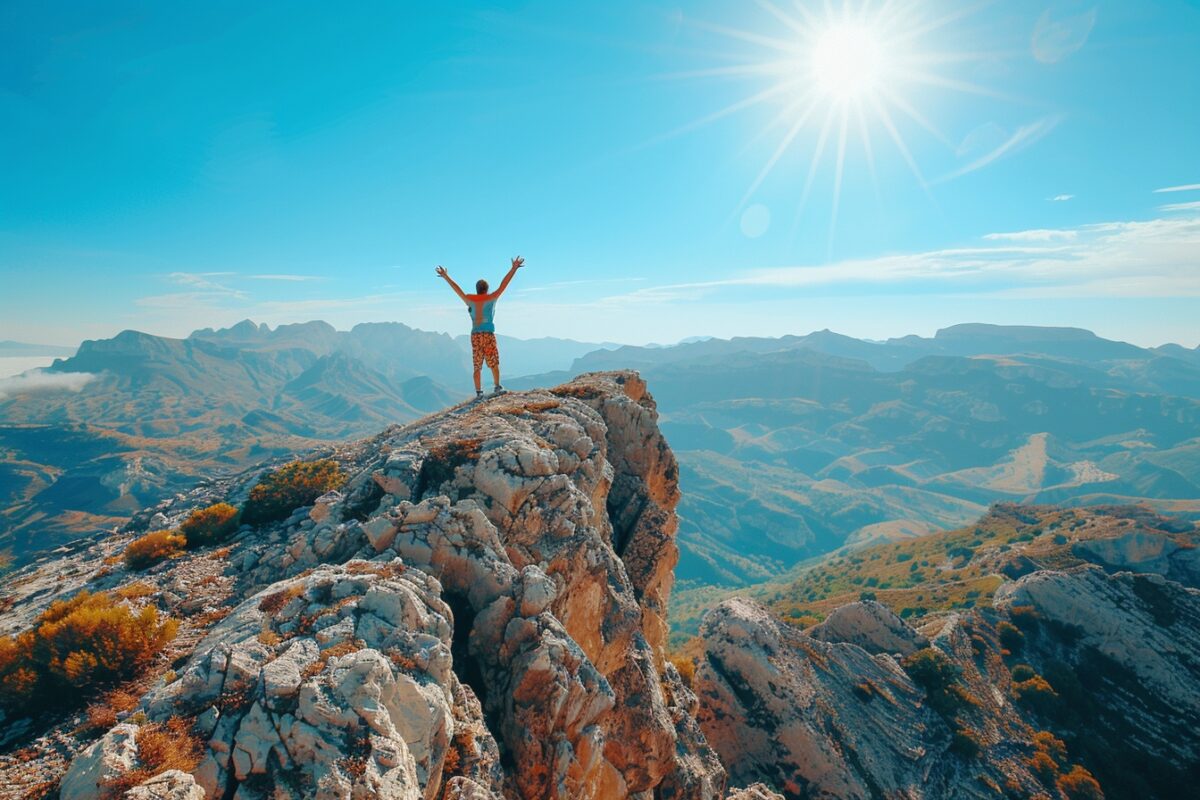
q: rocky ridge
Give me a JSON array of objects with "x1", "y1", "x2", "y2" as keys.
[{"x1": 0, "y1": 372, "x2": 771, "y2": 800}]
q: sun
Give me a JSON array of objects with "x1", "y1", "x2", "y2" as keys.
[
  {"x1": 811, "y1": 23, "x2": 885, "y2": 100},
  {"x1": 663, "y1": 1, "x2": 1005, "y2": 252}
]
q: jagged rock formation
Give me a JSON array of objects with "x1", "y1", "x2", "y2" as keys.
[
  {"x1": 0, "y1": 372, "x2": 730, "y2": 800},
  {"x1": 694, "y1": 562, "x2": 1200, "y2": 800},
  {"x1": 994, "y1": 565, "x2": 1200, "y2": 796}
]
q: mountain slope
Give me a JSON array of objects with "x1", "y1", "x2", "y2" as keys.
[{"x1": 0, "y1": 372, "x2": 736, "y2": 800}]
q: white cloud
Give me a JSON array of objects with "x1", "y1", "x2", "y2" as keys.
[
  {"x1": 247, "y1": 274, "x2": 323, "y2": 282},
  {"x1": 1049, "y1": 194, "x2": 1074, "y2": 202},
  {"x1": 0, "y1": 369, "x2": 96, "y2": 399},
  {"x1": 1154, "y1": 183, "x2": 1200, "y2": 194}
]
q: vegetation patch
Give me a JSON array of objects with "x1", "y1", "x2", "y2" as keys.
[
  {"x1": 123, "y1": 530, "x2": 186, "y2": 570},
  {"x1": 0, "y1": 590, "x2": 177, "y2": 715},
  {"x1": 179, "y1": 502, "x2": 240, "y2": 548},
  {"x1": 242, "y1": 459, "x2": 345, "y2": 525},
  {"x1": 101, "y1": 716, "x2": 205, "y2": 798}
]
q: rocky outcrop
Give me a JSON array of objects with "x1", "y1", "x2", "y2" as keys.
[
  {"x1": 695, "y1": 598, "x2": 941, "y2": 799},
  {"x1": 1072, "y1": 530, "x2": 1200, "y2": 586},
  {"x1": 34, "y1": 372, "x2": 727, "y2": 800},
  {"x1": 994, "y1": 565, "x2": 1200, "y2": 795},
  {"x1": 808, "y1": 599, "x2": 928, "y2": 656}
]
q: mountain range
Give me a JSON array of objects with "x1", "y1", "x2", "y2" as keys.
[
  {"x1": 2, "y1": 320, "x2": 1198, "y2": 577},
  {"x1": 510, "y1": 324, "x2": 1200, "y2": 587}
]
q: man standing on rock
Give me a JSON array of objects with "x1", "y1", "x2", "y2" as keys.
[{"x1": 436, "y1": 256, "x2": 524, "y2": 398}]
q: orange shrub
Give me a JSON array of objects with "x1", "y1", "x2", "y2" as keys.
[
  {"x1": 33, "y1": 591, "x2": 178, "y2": 690},
  {"x1": 669, "y1": 655, "x2": 696, "y2": 688},
  {"x1": 0, "y1": 591, "x2": 177, "y2": 713},
  {"x1": 241, "y1": 459, "x2": 345, "y2": 526},
  {"x1": 180, "y1": 502, "x2": 240, "y2": 548},
  {"x1": 0, "y1": 633, "x2": 38, "y2": 708},
  {"x1": 1027, "y1": 750, "x2": 1059, "y2": 783},
  {"x1": 1013, "y1": 674, "x2": 1059, "y2": 715},
  {"x1": 124, "y1": 530, "x2": 186, "y2": 570},
  {"x1": 1057, "y1": 765, "x2": 1104, "y2": 800}
]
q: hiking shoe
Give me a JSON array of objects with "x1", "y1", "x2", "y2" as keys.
[
  {"x1": 475, "y1": 390, "x2": 484, "y2": 399},
  {"x1": 492, "y1": 385, "x2": 507, "y2": 395}
]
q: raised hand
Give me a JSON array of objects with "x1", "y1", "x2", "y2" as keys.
[
  {"x1": 436, "y1": 265, "x2": 448, "y2": 278},
  {"x1": 511, "y1": 256, "x2": 525, "y2": 270}
]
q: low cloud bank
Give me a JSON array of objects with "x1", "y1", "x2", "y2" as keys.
[{"x1": 0, "y1": 369, "x2": 96, "y2": 399}]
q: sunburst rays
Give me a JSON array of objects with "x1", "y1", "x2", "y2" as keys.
[{"x1": 662, "y1": 0, "x2": 1013, "y2": 254}]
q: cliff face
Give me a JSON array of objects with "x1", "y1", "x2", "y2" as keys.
[
  {"x1": 694, "y1": 551, "x2": 1200, "y2": 800},
  {"x1": 0, "y1": 372, "x2": 747, "y2": 800}
]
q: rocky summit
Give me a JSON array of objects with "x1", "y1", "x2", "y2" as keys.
[
  {"x1": 1, "y1": 371, "x2": 1198, "y2": 800},
  {"x1": 0, "y1": 372, "x2": 758, "y2": 800}
]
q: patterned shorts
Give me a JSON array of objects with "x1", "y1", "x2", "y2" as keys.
[{"x1": 471, "y1": 331, "x2": 500, "y2": 370}]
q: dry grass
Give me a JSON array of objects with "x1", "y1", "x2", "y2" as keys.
[
  {"x1": 258, "y1": 584, "x2": 305, "y2": 615},
  {"x1": 79, "y1": 686, "x2": 141, "y2": 734},
  {"x1": 101, "y1": 717, "x2": 205, "y2": 797},
  {"x1": 113, "y1": 581, "x2": 157, "y2": 601}
]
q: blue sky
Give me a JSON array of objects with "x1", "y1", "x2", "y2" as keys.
[{"x1": 2, "y1": 0, "x2": 1198, "y2": 347}]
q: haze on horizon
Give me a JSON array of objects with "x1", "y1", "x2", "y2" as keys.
[{"x1": 2, "y1": 1, "x2": 1199, "y2": 349}]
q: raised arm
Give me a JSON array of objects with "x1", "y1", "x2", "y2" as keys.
[
  {"x1": 492, "y1": 256, "x2": 524, "y2": 298},
  {"x1": 435, "y1": 265, "x2": 468, "y2": 302}
]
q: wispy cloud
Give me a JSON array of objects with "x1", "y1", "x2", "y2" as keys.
[
  {"x1": 939, "y1": 116, "x2": 1062, "y2": 183},
  {"x1": 1160, "y1": 200, "x2": 1200, "y2": 213},
  {"x1": 594, "y1": 211, "x2": 1200, "y2": 305},
  {"x1": 0, "y1": 369, "x2": 96, "y2": 399},
  {"x1": 983, "y1": 229, "x2": 1078, "y2": 242},
  {"x1": 247, "y1": 274, "x2": 323, "y2": 282},
  {"x1": 1154, "y1": 183, "x2": 1200, "y2": 194},
  {"x1": 167, "y1": 272, "x2": 238, "y2": 292},
  {"x1": 1049, "y1": 194, "x2": 1074, "y2": 202}
]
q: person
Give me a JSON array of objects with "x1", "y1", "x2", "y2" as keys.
[{"x1": 436, "y1": 256, "x2": 524, "y2": 397}]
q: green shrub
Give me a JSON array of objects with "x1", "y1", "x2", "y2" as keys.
[
  {"x1": 242, "y1": 459, "x2": 345, "y2": 526},
  {"x1": 901, "y1": 647, "x2": 978, "y2": 717},
  {"x1": 124, "y1": 530, "x2": 186, "y2": 570},
  {"x1": 180, "y1": 502, "x2": 240, "y2": 548},
  {"x1": 0, "y1": 590, "x2": 177, "y2": 713}
]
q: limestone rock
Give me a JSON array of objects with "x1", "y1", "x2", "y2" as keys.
[
  {"x1": 808, "y1": 599, "x2": 928, "y2": 656},
  {"x1": 60, "y1": 723, "x2": 141, "y2": 800},
  {"x1": 124, "y1": 770, "x2": 206, "y2": 800},
  {"x1": 695, "y1": 599, "x2": 934, "y2": 799},
  {"x1": 994, "y1": 565, "x2": 1200, "y2": 785},
  {"x1": 725, "y1": 785, "x2": 786, "y2": 800}
]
